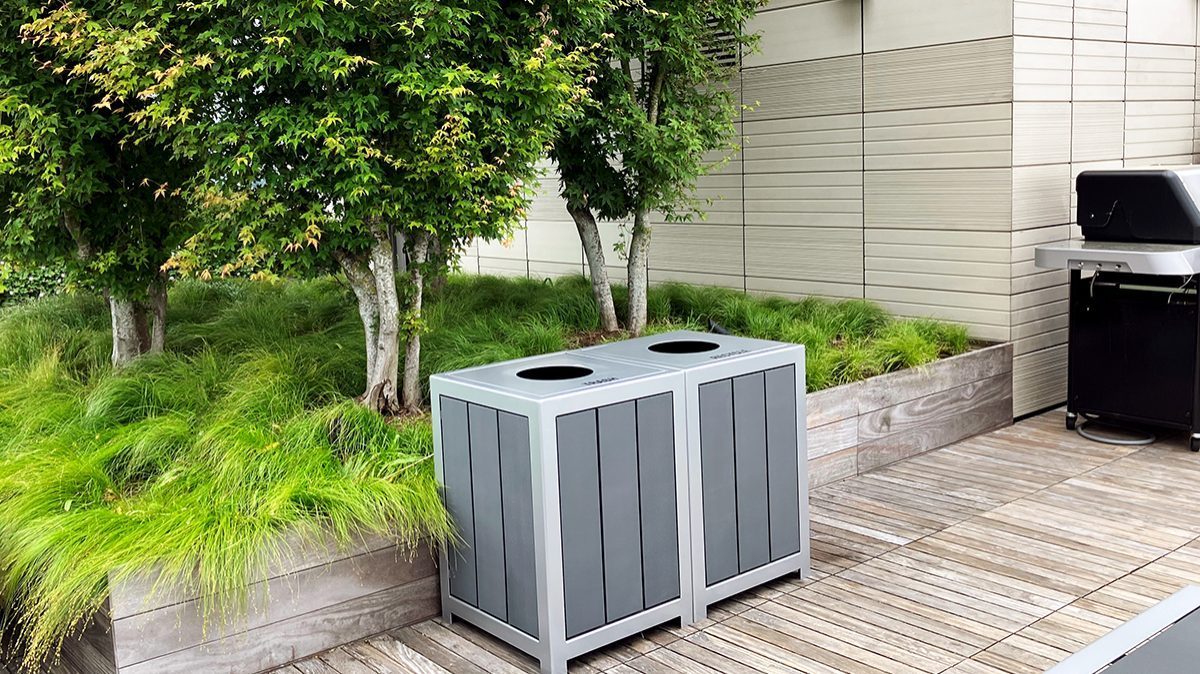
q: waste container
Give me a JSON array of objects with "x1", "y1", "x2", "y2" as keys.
[
  {"x1": 431, "y1": 352, "x2": 691, "y2": 674},
  {"x1": 588, "y1": 331, "x2": 809, "y2": 620}
]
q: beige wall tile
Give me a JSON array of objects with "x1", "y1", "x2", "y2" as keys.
[
  {"x1": 864, "y1": 38, "x2": 1014, "y2": 112},
  {"x1": 648, "y1": 224, "x2": 744, "y2": 278},
  {"x1": 864, "y1": 168, "x2": 1013, "y2": 231},
  {"x1": 1013, "y1": 344, "x2": 1067, "y2": 415},
  {"x1": 744, "y1": 56, "x2": 863, "y2": 121},
  {"x1": 742, "y1": 114, "x2": 863, "y2": 174},
  {"x1": 1071, "y1": 101, "x2": 1126, "y2": 162},
  {"x1": 1126, "y1": 43, "x2": 1196, "y2": 100},
  {"x1": 747, "y1": 276, "x2": 864, "y2": 301},
  {"x1": 1014, "y1": 36, "x2": 1074, "y2": 101},
  {"x1": 744, "y1": 170, "x2": 863, "y2": 229},
  {"x1": 1013, "y1": 102, "x2": 1072, "y2": 165},
  {"x1": 744, "y1": 226, "x2": 863, "y2": 284},
  {"x1": 745, "y1": 0, "x2": 861, "y2": 68},
  {"x1": 647, "y1": 268, "x2": 744, "y2": 291},
  {"x1": 863, "y1": 0, "x2": 1013, "y2": 53},
  {"x1": 1012, "y1": 164, "x2": 1072, "y2": 230},
  {"x1": 864, "y1": 103, "x2": 1013, "y2": 170},
  {"x1": 1073, "y1": 40, "x2": 1126, "y2": 101},
  {"x1": 1127, "y1": 0, "x2": 1197, "y2": 46},
  {"x1": 1074, "y1": 0, "x2": 1126, "y2": 42},
  {"x1": 1125, "y1": 100, "x2": 1196, "y2": 160},
  {"x1": 524, "y1": 218, "x2": 583, "y2": 266},
  {"x1": 1015, "y1": 0, "x2": 1074, "y2": 38}
]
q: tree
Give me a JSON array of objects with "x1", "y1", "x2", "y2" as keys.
[
  {"x1": 554, "y1": 0, "x2": 761, "y2": 334},
  {"x1": 34, "y1": 0, "x2": 601, "y2": 413},
  {"x1": 0, "y1": 0, "x2": 194, "y2": 366}
]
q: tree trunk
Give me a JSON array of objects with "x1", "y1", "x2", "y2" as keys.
[
  {"x1": 336, "y1": 250, "x2": 381, "y2": 383},
  {"x1": 401, "y1": 232, "x2": 431, "y2": 414},
  {"x1": 109, "y1": 296, "x2": 143, "y2": 368},
  {"x1": 365, "y1": 235, "x2": 404, "y2": 414},
  {"x1": 147, "y1": 273, "x2": 168, "y2": 354},
  {"x1": 626, "y1": 210, "x2": 652, "y2": 336},
  {"x1": 567, "y1": 201, "x2": 620, "y2": 333}
]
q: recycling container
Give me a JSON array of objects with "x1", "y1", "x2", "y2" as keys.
[
  {"x1": 431, "y1": 352, "x2": 691, "y2": 674},
  {"x1": 589, "y1": 331, "x2": 809, "y2": 620}
]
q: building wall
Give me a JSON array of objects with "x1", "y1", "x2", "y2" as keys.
[{"x1": 461, "y1": 0, "x2": 1200, "y2": 418}]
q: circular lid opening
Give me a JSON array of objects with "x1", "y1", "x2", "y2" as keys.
[
  {"x1": 648, "y1": 339, "x2": 721, "y2": 355},
  {"x1": 516, "y1": 365, "x2": 594, "y2": 381}
]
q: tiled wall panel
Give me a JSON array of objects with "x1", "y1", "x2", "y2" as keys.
[
  {"x1": 864, "y1": 38, "x2": 1014, "y2": 111},
  {"x1": 862, "y1": 0, "x2": 1013, "y2": 52}
]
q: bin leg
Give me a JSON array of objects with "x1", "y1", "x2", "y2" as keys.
[
  {"x1": 1066, "y1": 412, "x2": 1078, "y2": 431},
  {"x1": 541, "y1": 654, "x2": 568, "y2": 674}
]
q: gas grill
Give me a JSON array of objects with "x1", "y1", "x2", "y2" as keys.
[{"x1": 1036, "y1": 167, "x2": 1200, "y2": 451}]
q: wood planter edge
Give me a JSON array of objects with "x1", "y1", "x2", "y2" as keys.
[
  {"x1": 806, "y1": 342, "x2": 1015, "y2": 488},
  {"x1": 60, "y1": 533, "x2": 438, "y2": 674}
]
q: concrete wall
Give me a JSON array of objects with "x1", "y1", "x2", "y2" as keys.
[{"x1": 461, "y1": 0, "x2": 1200, "y2": 418}]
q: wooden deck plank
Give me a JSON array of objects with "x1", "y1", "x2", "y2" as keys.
[{"x1": 276, "y1": 411, "x2": 1200, "y2": 674}]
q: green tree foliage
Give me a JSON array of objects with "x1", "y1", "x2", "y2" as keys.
[
  {"x1": 0, "y1": 0, "x2": 194, "y2": 365},
  {"x1": 31, "y1": 0, "x2": 603, "y2": 413},
  {"x1": 553, "y1": 0, "x2": 763, "y2": 334}
]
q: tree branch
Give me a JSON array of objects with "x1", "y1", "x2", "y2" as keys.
[{"x1": 646, "y1": 58, "x2": 666, "y2": 126}]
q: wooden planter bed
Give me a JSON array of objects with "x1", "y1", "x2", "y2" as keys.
[
  {"x1": 59, "y1": 534, "x2": 437, "y2": 674},
  {"x1": 53, "y1": 344, "x2": 1012, "y2": 674},
  {"x1": 806, "y1": 342, "x2": 1014, "y2": 488}
]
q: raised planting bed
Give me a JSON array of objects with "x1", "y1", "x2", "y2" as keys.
[
  {"x1": 806, "y1": 342, "x2": 1014, "y2": 488},
  {"x1": 60, "y1": 534, "x2": 437, "y2": 674}
]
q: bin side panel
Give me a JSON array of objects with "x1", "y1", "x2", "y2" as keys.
[
  {"x1": 440, "y1": 397, "x2": 477, "y2": 606},
  {"x1": 700, "y1": 379, "x2": 739, "y2": 586},
  {"x1": 599, "y1": 402, "x2": 644, "y2": 623},
  {"x1": 468, "y1": 405, "x2": 507, "y2": 622},
  {"x1": 499, "y1": 411, "x2": 538, "y2": 638},
  {"x1": 733, "y1": 373, "x2": 771, "y2": 573},
  {"x1": 557, "y1": 410, "x2": 607, "y2": 638},
  {"x1": 637, "y1": 393, "x2": 681, "y2": 608},
  {"x1": 765, "y1": 366, "x2": 802, "y2": 560}
]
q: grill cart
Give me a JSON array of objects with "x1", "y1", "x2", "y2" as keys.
[{"x1": 1036, "y1": 167, "x2": 1200, "y2": 451}]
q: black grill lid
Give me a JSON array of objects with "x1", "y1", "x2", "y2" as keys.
[{"x1": 1078, "y1": 167, "x2": 1200, "y2": 244}]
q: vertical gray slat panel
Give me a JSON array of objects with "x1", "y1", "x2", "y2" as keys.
[
  {"x1": 637, "y1": 393, "x2": 680, "y2": 608},
  {"x1": 558, "y1": 410, "x2": 606, "y2": 638},
  {"x1": 700, "y1": 380, "x2": 739, "y2": 586},
  {"x1": 598, "y1": 402, "x2": 643, "y2": 623},
  {"x1": 765, "y1": 366, "x2": 802, "y2": 560},
  {"x1": 440, "y1": 397, "x2": 477, "y2": 606},
  {"x1": 468, "y1": 404, "x2": 507, "y2": 621},
  {"x1": 733, "y1": 373, "x2": 771, "y2": 573},
  {"x1": 499, "y1": 412, "x2": 538, "y2": 638}
]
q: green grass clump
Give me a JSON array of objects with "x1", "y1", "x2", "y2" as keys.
[{"x1": 0, "y1": 274, "x2": 969, "y2": 667}]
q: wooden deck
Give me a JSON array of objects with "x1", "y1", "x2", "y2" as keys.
[{"x1": 265, "y1": 411, "x2": 1200, "y2": 674}]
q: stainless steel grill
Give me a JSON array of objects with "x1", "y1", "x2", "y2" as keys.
[{"x1": 1035, "y1": 167, "x2": 1200, "y2": 450}]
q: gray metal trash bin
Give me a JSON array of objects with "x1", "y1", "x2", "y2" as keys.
[
  {"x1": 588, "y1": 331, "x2": 809, "y2": 620},
  {"x1": 431, "y1": 352, "x2": 691, "y2": 674}
]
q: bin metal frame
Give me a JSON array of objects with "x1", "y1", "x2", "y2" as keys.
[
  {"x1": 431, "y1": 353, "x2": 692, "y2": 674},
  {"x1": 588, "y1": 331, "x2": 810, "y2": 621}
]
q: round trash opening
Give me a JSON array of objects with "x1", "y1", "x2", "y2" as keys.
[
  {"x1": 647, "y1": 339, "x2": 721, "y2": 354},
  {"x1": 516, "y1": 365, "x2": 594, "y2": 381}
]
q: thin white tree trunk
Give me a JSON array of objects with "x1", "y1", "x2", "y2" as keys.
[
  {"x1": 401, "y1": 231, "x2": 431, "y2": 413},
  {"x1": 147, "y1": 274, "x2": 168, "y2": 354},
  {"x1": 336, "y1": 250, "x2": 380, "y2": 382},
  {"x1": 567, "y1": 201, "x2": 620, "y2": 332},
  {"x1": 366, "y1": 235, "x2": 403, "y2": 414},
  {"x1": 626, "y1": 210, "x2": 652, "y2": 336},
  {"x1": 109, "y1": 296, "x2": 143, "y2": 368}
]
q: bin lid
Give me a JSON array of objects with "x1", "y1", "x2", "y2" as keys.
[
  {"x1": 433, "y1": 351, "x2": 671, "y2": 401},
  {"x1": 587, "y1": 330, "x2": 795, "y2": 370}
]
